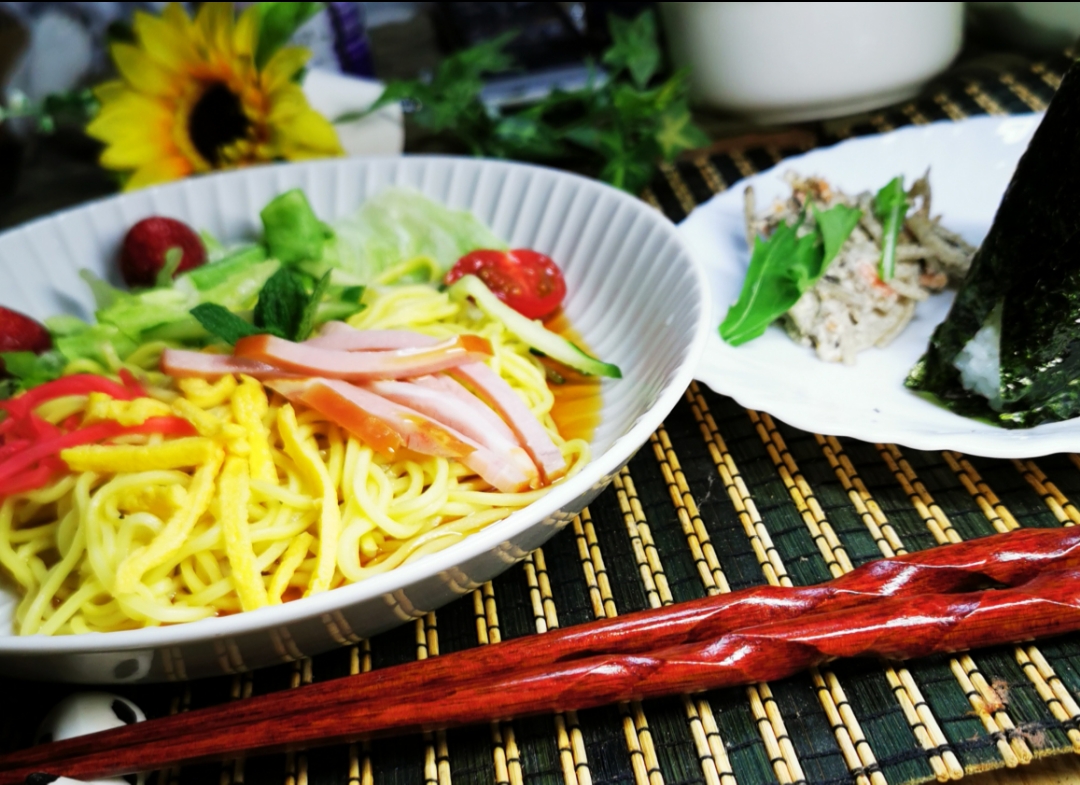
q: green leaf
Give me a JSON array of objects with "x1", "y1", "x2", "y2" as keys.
[
  {"x1": 655, "y1": 104, "x2": 709, "y2": 159},
  {"x1": 0, "y1": 350, "x2": 65, "y2": 394},
  {"x1": 603, "y1": 11, "x2": 661, "y2": 89},
  {"x1": 340, "y1": 285, "x2": 365, "y2": 303},
  {"x1": 813, "y1": 203, "x2": 863, "y2": 270},
  {"x1": 255, "y1": 2, "x2": 323, "y2": 70},
  {"x1": 154, "y1": 247, "x2": 184, "y2": 289},
  {"x1": 261, "y1": 189, "x2": 326, "y2": 264},
  {"x1": 874, "y1": 176, "x2": 907, "y2": 281},
  {"x1": 296, "y1": 271, "x2": 332, "y2": 342},
  {"x1": 254, "y1": 266, "x2": 309, "y2": 340},
  {"x1": 189, "y1": 303, "x2": 260, "y2": 345},
  {"x1": 719, "y1": 221, "x2": 822, "y2": 346}
]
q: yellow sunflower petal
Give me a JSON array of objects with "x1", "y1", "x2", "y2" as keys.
[
  {"x1": 100, "y1": 132, "x2": 177, "y2": 169},
  {"x1": 93, "y1": 79, "x2": 126, "y2": 104},
  {"x1": 86, "y1": 94, "x2": 173, "y2": 143},
  {"x1": 273, "y1": 107, "x2": 344, "y2": 160},
  {"x1": 261, "y1": 47, "x2": 311, "y2": 94},
  {"x1": 133, "y1": 11, "x2": 198, "y2": 73},
  {"x1": 123, "y1": 156, "x2": 193, "y2": 191},
  {"x1": 161, "y1": 2, "x2": 194, "y2": 36},
  {"x1": 233, "y1": 5, "x2": 259, "y2": 64},
  {"x1": 196, "y1": 2, "x2": 236, "y2": 59},
  {"x1": 111, "y1": 43, "x2": 182, "y2": 97}
]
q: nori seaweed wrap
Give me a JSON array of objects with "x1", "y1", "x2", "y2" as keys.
[{"x1": 906, "y1": 60, "x2": 1080, "y2": 428}]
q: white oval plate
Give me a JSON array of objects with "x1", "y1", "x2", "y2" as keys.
[
  {"x1": 682, "y1": 113, "x2": 1080, "y2": 458},
  {"x1": 0, "y1": 156, "x2": 710, "y2": 682}
]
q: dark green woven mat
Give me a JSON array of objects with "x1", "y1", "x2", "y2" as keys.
[{"x1": 3, "y1": 53, "x2": 1080, "y2": 785}]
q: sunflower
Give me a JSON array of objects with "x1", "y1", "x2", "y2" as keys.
[{"x1": 87, "y1": 3, "x2": 343, "y2": 190}]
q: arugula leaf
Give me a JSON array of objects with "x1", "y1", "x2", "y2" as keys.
[
  {"x1": 603, "y1": 12, "x2": 661, "y2": 89},
  {"x1": 720, "y1": 204, "x2": 862, "y2": 347},
  {"x1": 874, "y1": 176, "x2": 907, "y2": 281},
  {"x1": 296, "y1": 271, "x2": 332, "y2": 343},
  {"x1": 190, "y1": 304, "x2": 261, "y2": 344},
  {"x1": 814, "y1": 203, "x2": 862, "y2": 270},
  {"x1": 720, "y1": 222, "x2": 819, "y2": 346},
  {"x1": 255, "y1": 2, "x2": 322, "y2": 70}
]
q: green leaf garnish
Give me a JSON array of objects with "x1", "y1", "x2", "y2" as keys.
[
  {"x1": 0, "y1": 350, "x2": 65, "y2": 396},
  {"x1": 296, "y1": 271, "x2": 332, "y2": 343},
  {"x1": 720, "y1": 204, "x2": 862, "y2": 346},
  {"x1": 193, "y1": 266, "x2": 336, "y2": 345},
  {"x1": 260, "y1": 189, "x2": 327, "y2": 264},
  {"x1": 154, "y1": 247, "x2": 184, "y2": 289},
  {"x1": 190, "y1": 303, "x2": 261, "y2": 345},
  {"x1": 874, "y1": 176, "x2": 908, "y2": 281}
]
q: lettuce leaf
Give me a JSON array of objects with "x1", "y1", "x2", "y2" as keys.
[{"x1": 318, "y1": 188, "x2": 508, "y2": 283}]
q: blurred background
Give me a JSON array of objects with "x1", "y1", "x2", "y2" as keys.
[{"x1": 0, "y1": 1, "x2": 1077, "y2": 229}]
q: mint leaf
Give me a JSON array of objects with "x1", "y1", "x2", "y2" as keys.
[
  {"x1": 874, "y1": 176, "x2": 907, "y2": 281},
  {"x1": 254, "y1": 266, "x2": 308, "y2": 340},
  {"x1": 603, "y1": 11, "x2": 660, "y2": 88},
  {"x1": 296, "y1": 271, "x2": 332, "y2": 342},
  {"x1": 190, "y1": 303, "x2": 260, "y2": 345},
  {"x1": 813, "y1": 203, "x2": 862, "y2": 271},
  {"x1": 1, "y1": 350, "x2": 65, "y2": 393}
]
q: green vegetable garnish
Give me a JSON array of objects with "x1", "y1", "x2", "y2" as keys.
[
  {"x1": 0, "y1": 350, "x2": 65, "y2": 397},
  {"x1": 191, "y1": 268, "x2": 335, "y2": 344},
  {"x1": 720, "y1": 204, "x2": 861, "y2": 347},
  {"x1": 260, "y1": 189, "x2": 328, "y2": 264},
  {"x1": 874, "y1": 176, "x2": 908, "y2": 281}
]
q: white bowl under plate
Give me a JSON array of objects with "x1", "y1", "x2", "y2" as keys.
[{"x1": 0, "y1": 157, "x2": 710, "y2": 682}]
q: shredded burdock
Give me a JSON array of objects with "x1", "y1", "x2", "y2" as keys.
[{"x1": 746, "y1": 173, "x2": 975, "y2": 364}]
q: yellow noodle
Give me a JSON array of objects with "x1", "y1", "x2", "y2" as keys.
[{"x1": 0, "y1": 284, "x2": 593, "y2": 634}]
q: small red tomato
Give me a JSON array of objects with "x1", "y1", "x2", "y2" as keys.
[
  {"x1": 120, "y1": 217, "x2": 206, "y2": 288},
  {"x1": 445, "y1": 249, "x2": 567, "y2": 320}
]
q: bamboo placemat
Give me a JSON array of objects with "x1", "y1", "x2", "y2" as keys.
[{"x1": 2, "y1": 52, "x2": 1080, "y2": 785}]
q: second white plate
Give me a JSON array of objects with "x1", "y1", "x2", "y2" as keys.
[{"x1": 682, "y1": 113, "x2": 1080, "y2": 457}]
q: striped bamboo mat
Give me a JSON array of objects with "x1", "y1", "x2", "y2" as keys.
[{"x1": 3, "y1": 51, "x2": 1080, "y2": 785}]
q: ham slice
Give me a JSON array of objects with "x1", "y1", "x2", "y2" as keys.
[
  {"x1": 306, "y1": 324, "x2": 441, "y2": 352},
  {"x1": 368, "y1": 377, "x2": 539, "y2": 487},
  {"x1": 234, "y1": 334, "x2": 493, "y2": 380},
  {"x1": 266, "y1": 378, "x2": 533, "y2": 493},
  {"x1": 160, "y1": 350, "x2": 301, "y2": 380}
]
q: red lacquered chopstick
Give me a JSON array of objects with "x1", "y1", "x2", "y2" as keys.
[{"x1": 2, "y1": 528, "x2": 1080, "y2": 783}]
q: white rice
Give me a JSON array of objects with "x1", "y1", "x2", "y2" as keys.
[{"x1": 954, "y1": 301, "x2": 1003, "y2": 410}]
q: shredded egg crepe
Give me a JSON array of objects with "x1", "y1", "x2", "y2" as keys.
[{"x1": 0, "y1": 286, "x2": 589, "y2": 635}]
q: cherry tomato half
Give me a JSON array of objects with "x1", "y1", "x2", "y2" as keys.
[{"x1": 445, "y1": 249, "x2": 567, "y2": 320}]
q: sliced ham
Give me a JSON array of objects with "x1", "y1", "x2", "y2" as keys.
[
  {"x1": 266, "y1": 378, "x2": 533, "y2": 493},
  {"x1": 449, "y1": 363, "x2": 567, "y2": 483},
  {"x1": 234, "y1": 334, "x2": 492, "y2": 380},
  {"x1": 160, "y1": 350, "x2": 302, "y2": 380},
  {"x1": 306, "y1": 324, "x2": 442, "y2": 351},
  {"x1": 368, "y1": 377, "x2": 538, "y2": 487}
]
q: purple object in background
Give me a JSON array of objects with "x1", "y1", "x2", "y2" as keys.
[{"x1": 328, "y1": 2, "x2": 376, "y2": 78}]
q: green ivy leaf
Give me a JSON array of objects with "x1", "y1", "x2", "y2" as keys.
[
  {"x1": 655, "y1": 104, "x2": 709, "y2": 159},
  {"x1": 602, "y1": 11, "x2": 661, "y2": 89}
]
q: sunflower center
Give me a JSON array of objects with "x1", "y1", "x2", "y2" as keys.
[{"x1": 189, "y1": 83, "x2": 249, "y2": 165}]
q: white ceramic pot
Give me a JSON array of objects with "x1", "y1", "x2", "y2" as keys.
[{"x1": 661, "y1": 2, "x2": 964, "y2": 122}]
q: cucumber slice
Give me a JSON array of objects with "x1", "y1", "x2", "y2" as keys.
[{"x1": 448, "y1": 275, "x2": 622, "y2": 378}]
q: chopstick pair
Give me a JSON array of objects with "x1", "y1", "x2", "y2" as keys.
[{"x1": 4, "y1": 526, "x2": 1080, "y2": 784}]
